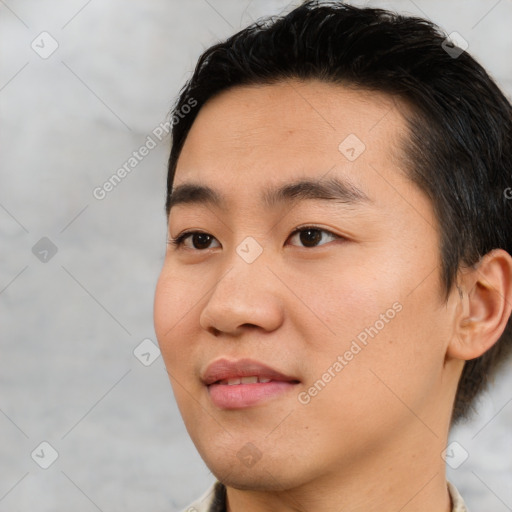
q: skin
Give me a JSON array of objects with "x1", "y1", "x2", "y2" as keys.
[{"x1": 154, "y1": 79, "x2": 512, "y2": 512}]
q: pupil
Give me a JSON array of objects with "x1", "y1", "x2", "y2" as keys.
[
  {"x1": 300, "y1": 229, "x2": 321, "y2": 247},
  {"x1": 193, "y1": 233, "x2": 211, "y2": 249}
]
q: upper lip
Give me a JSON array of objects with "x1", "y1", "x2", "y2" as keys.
[{"x1": 202, "y1": 358, "x2": 299, "y2": 386}]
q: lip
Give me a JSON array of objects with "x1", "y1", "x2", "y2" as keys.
[
  {"x1": 202, "y1": 358, "x2": 298, "y2": 385},
  {"x1": 202, "y1": 358, "x2": 300, "y2": 409}
]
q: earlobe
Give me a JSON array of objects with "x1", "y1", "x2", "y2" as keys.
[{"x1": 447, "y1": 249, "x2": 512, "y2": 361}]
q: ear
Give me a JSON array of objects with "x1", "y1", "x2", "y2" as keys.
[{"x1": 447, "y1": 249, "x2": 512, "y2": 360}]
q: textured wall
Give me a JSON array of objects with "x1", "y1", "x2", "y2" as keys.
[{"x1": 1, "y1": 1, "x2": 511, "y2": 510}]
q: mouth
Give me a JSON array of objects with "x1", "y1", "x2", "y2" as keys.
[
  {"x1": 215, "y1": 375, "x2": 274, "y2": 385},
  {"x1": 202, "y1": 358, "x2": 300, "y2": 409}
]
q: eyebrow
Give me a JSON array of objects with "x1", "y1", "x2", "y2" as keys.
[{"x1": 166, "y1": 176, "x2": 371, "y2": 213}]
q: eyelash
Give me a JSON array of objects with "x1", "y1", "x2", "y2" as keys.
[
  {"x1": 167, "y1": 225, "x2": 341, "y2": 250},
  {"x1": 167, "y1": 231, "x2": 208, "y2": 248}
]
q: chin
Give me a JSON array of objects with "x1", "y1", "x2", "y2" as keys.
[
  {"x1": 208, "y1": 464, "x2": 293, "y2": 491},
  {"x1": 197, "y1": 444, "x2": 308, "y2": 492}
]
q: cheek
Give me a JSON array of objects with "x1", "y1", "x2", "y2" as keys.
[
  {"x1": 344, "y1": 281, "x2": 450, "y2": 416},
  {"x1": 154, "y1": 268, "x2": 202, "y2": 366},
  {"x1": 295, "y1": 252, "x2": 448, "y2": 406},
  {"x1": 282, "y1": 254, "x2": 398, "y2": 349},
  {"x1": 154, "y1": 272, "x2": 177, "y2": 342},
  {"x1": 154, "y1": 270, "x2": 207, "y2": 422}
]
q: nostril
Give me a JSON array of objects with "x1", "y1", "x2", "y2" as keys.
[{"x1": 206, "y1": 323, "x2": 261, "y2": 338}]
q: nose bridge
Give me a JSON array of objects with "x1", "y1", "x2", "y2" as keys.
[
  {"x1": 199, "y1": 245, "x2": 283, "y2": 334},
  {"x1": 218, "y1": 257, "x2": 260, "y2": 300},
  {"x1": 212, "y1": 234, "x2": 269, "y2": 298}
]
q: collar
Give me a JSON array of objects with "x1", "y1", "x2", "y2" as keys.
[{"x1": 186, "y1": 480, "x2": 469, "y2": 512}]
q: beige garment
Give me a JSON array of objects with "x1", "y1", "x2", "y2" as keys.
[{"x1": 183, "y1": 480, "x2": 469, "y2": 511}]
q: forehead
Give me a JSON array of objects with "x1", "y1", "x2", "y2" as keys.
[{"x1": 174, "y1": 79, "x2": 411, "y2": 206}]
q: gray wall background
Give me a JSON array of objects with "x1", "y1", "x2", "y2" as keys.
[{"x1": 1, "y1": 0, "x2": 511, "y2": 510}]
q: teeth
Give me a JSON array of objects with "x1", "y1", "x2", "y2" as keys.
[
  {"x1": 220, "y1": 376, "x2": 272, "y2": 385},
  {"x1": 240, "y1": 376, "x2": 258, "y2": 384}
]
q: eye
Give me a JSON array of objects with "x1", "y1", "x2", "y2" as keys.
[
  {"x1": 169, "y1": 226, "x2": 341, "y2": 251},
  {"x1": 288, "y1": 226, "x2": 340, "y2": 248},
  {"x1": 168, "y1": 231, "x2": 221, "y2": 250}
]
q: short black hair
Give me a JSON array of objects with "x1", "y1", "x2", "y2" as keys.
[{"x1": 166, "y1": 0, "x2": 512, "y2": 423}]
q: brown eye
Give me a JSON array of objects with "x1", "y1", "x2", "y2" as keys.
[
  {"x1": 299, "y1": 229, "x2": 323, "y2": 247},
  {"x1": 169, "y1": 231, "x2": 221, "y2": 250},
  {"x1": 288, "y1": 227, "x2": 339, "y2": 248},
  {"x1": 191, "y1": 233, "x2": 214, "y2": 249}
]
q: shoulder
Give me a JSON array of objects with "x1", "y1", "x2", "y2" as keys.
[
  {"x1": 181, "y1": 481, "x2": 226, "y2": 512},
  {"x1": 182, "y1": 480, "x2": 467, "y2": 512},
  {"x1": 448, "y1": 481, "x2": 470, "y2": 512}
]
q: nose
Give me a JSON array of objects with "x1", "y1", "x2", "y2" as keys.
[{"x1": 199, "y1": 260, "x2": 285, "y2": 337}]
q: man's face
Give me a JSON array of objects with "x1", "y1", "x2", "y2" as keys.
[{"x1": 154, "y1": 80, "x2": 458, "y2": 489}]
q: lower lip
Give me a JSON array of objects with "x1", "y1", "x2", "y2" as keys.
[{"x1": 207, "y1": 381, "x2": 298, "y2": 409}]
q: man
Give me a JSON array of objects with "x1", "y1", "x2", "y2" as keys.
[{"x1": 154, "y1": 2, "x2": 512, "y2": 510}]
